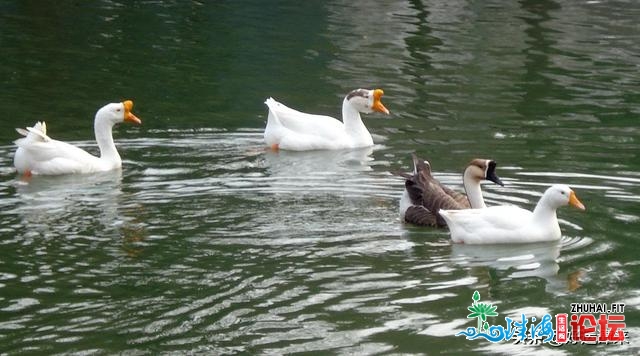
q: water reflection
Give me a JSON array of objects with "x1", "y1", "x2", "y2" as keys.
[
  {"x1": 11, "y1": 170, "x2": 147, "y2": 256},
  {"x1": 450, "y1": 242, "x2": 576, "y2": 293},
  {"x1": 325, "y1": 1, "x2": 415, "y2": 98},
  {"x1": 264, "y1": 146, "x2": 374, "y2": 175},
  {"x1": 516, "y1": 0, "x2": 561, "y2": 122},
  {"x1": 13, "y1": 171, "x2": 123, "y2": 236}
]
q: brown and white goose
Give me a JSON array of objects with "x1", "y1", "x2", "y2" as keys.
[{"x1": 396, "y1": 154, "x2": 504, "y2": 227}]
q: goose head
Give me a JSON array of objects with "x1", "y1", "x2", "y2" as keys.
[
  {"x1": 465, "y1": 159, "x2": 504, "y2": 186},
  {"x1": 345, "y1": 88, "x2": 390, "y2": 115},
  {"x1": 411, "y1": 153, "x2": 431, "y2": 175},
  {"x1": 545, "y1": 184, "x2": 586, "y2": 210},
  {"x1": 410, "y1": 153, "x2": 433, "y2": 181},
  {"x1": 96, "y1": 100, "x2": 142, "y2": 126}
]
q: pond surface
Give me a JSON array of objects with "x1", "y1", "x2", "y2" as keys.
[{"x1": 1, "y1": 1, "x2": 639, "y2": 354}]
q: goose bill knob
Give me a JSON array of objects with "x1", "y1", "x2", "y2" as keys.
[
  {"x1": 569, "y1": 190, "x2": 586, "y2": 210},
  {"x1": 372, "y1": 89, "x2": 390, "y2": 115},
  {"x1": 486, "y1": 160, "x2": 504, "y2": 186},
  {"x1": 123, "y1": 100, "x2": 142, "y2": 125}
]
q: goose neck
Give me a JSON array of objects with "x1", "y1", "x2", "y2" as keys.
[
  {"x1": 531, "y1": 195, "x2": 559, "y2": 224},
  {"x1": 342, "y1": 99, "x2": 366, "y2": 131},
  {"x1": 463, "y1": 169, "x2": 486, "y2": 208},
  {"x1": 94, "y1": 116, "x2": 121, "y2": 164}
]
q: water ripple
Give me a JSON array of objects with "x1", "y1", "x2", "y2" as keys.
[
  {"x1": 1, "y1": 0, "x2": 640, "y2": 353},
  {"x1": 0, "y1": 126, "x2": 637, "y2": 354}
]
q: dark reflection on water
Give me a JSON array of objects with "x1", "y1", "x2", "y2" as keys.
[{"x1": 1, "y1": 0, "x2": 640, "y2": 354}]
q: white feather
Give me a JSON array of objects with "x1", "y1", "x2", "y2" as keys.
[
  {"x1": 13, "y1": 102, "x2": 140, "y2": 175},
  {"x1": 263, "y1": 89, "x2": 388, "y2": 151},
  {"x1": 439, "y1": 185, "x2": 585, "y2": 244}
]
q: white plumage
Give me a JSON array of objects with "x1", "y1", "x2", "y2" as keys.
[
  {"x1": 439, "y1": 184, "x2": 586, "y2": 244},
  {"x1": 264, "y1": 88, "x2": 389, "y2": 151},
  {"x1": 13, "y1": 100, "x2": 141, "y2": 176}
]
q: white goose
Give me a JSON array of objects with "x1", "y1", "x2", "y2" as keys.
[
  {"x1": 13, "y1": 100, "x2": 141, "y2": 176},
  {"x1": 398, "y1": 155, "x2": 504, "y2": 227},
  {"x1": 439, "y1": 184, "x2": 586, "y2": 244},
  {"x1": 264, "y1": 88, "x2": 389, "y2": 151}
]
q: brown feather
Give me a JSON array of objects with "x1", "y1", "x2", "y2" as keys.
[
  {"x1": 398, "y1": 154, "x2": 472, "y2": 227},
  {"x1": 404, "y1": 206, "x2": 439, "y2": 227}
]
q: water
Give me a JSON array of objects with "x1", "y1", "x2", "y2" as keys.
[{"x1": 1, "y1": 1, "x2": 639, "y2": 354}]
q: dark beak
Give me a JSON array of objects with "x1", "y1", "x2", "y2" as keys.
[{"x1": 486, "y1": 161, "x2": 504, "y2": 186}]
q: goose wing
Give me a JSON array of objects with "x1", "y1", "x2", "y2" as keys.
[
  {"x1": 403, "y1": 205, "x2": 439, "y2": 227},
  {"x1": 440, "y1": 206, "x2": 532, "y2": 243},
  {"x1": 15, "y1": 138, "x2": 98, "y2": 175},
  {"x1": 265, "y1": 98, "x2": 345, "y2": 139},
  {"x1": 438, "y1": 183, "x2": 470, "y2": 208}
]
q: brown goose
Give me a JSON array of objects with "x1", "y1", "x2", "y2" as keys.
[{"x1": 396, "y1": 154, "x2": 504, "y2": 227}]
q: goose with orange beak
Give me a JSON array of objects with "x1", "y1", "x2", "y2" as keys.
[
  {"x1": 439, "y1": 184, "x2": 586, "y2": 244},
  {"x1": 13, "y1": 100, "x2": 141, "y2": 175},
  {"x1": 264, "y1": 88, "x2": 389, "y2": 151}
]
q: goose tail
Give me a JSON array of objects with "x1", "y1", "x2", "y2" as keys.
[
  {"x1": 15, "y1": 121, "x2": 51, "y2": 146},
  {"x1": 264, "y1": 97, "x2": 283, "y2": 126}
]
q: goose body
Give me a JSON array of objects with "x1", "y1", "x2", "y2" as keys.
[
  {"x1": 264, "y1": 88, "x2": 389, "y2": 151},
  {"x1": 397, "y1": 154, "x2": 503, "y2": 227},
  {"x1": 439, "y1": 184, "x2": 586, "y2": 244},
  {"x1": 13, "y1": 100, "x2": 141, "y2": 176}
]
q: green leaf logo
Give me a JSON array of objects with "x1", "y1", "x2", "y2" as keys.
[
  {"x1": 473, "y1": 290, "x2": 480, "y2": 302},
  {"x1": 466, "y1": 290, "x2": 499, "y2": 332}
]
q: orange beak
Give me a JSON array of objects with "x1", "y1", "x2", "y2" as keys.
[
  {"x1": 123, "y1": 100, "x2": 142, "y2": 125},
  {"x1": 569, "y1": 190, "x2": 586, "y2": 211},
  {"x1": 372, "y1": 89, "x2": 390, "y2": 115}
]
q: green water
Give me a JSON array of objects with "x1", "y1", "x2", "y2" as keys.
[{"x1": 1, "y1": 1, "x2": 639, "y2": 354}]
